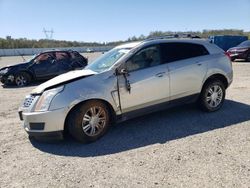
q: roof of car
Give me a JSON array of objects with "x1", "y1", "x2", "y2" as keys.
[
  {"x1": 116, "y1": 38, "x2": 209, "y2": 50},
  {"x1": 150, "y1": 38, "x2": 209, "y2": 44},
  {"x1": 40, "y1": 49, "x2": 77, "y2": 54},
  {"x1": 115, "y1": 41, "x2": 142, "y2": 49}
]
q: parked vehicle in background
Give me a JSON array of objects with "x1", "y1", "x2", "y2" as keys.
[
  {"x1": 0, "y1": 50, "x2": 88, "y2": 86},
  {"x1": 86, "y1": 48, "x2": 94, "y2": 53},
  {"x1": 18, "y1": 38, "x2": 233, "y2": 143},
  {"x1": 209, "y1": 35, "x2": 248, "y2": 51},
  {"x1": 226, "y1": 40, "x2": 250, "y2": 62}
]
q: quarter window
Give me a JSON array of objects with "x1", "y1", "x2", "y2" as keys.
[
  {"x1": 126, "y1": 46, "x2": 161, "y2": 72},
  {"x1": 161, "y1": 43, "x2": 209, "y2": 63}
]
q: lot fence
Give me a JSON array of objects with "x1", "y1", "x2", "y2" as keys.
[{"x1": 0, "y1": 46, "x2": 113, "y2": 56}]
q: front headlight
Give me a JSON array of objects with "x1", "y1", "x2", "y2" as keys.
[
  {"x1": 34, "y1": 85, "x2": 64, "y2": 112},
  {"x1": 0, "y1": 68, "x2": 9, "y2": 74}
]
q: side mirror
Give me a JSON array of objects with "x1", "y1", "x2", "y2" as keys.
[
  {"x1": 115, "y1": 68, "x2": 131, "y2": 93},
  {"x1": 115, "y1": 68, "x2": 129, "y2": 76},
  {"x1": 120, "y1": 68, "x2": 129, "y2": 75}
]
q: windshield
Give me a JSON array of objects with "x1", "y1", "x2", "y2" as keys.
[
  {"x1": 86, "y1": 48, "x2": 130, "y2": 73},
  {"x1": 238, "y1": 40, "x2": 250, "y2": 47},
  {"x1": 27, "y1": 54, "x2": 37, "y2": 63}
]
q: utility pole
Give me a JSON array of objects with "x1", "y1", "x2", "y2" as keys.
[{"x1": 43, "y1": 28, "x2": 54, "y2": 40}]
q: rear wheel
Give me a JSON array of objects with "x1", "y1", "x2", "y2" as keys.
[
  {"x1": 199, "y1": 80, "x2": 225, "y2": 112},
  {"x1": 15, "y1": 72, "x2": 31, "y2": 87},
  {"x1": 68, "y1": 101, "x2": 110, "y2": 143}
]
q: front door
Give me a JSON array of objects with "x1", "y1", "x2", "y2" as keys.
[
  {"x1": 32, "y1": 52, "x2": 59, "y2": 79},
  {"x1": 118, "y1": 45, "x2": 170, "y2": 113}
]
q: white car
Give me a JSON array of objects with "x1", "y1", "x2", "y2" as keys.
[{"x1": 19, "y1": 37, "x2": 233, "y2": 143}]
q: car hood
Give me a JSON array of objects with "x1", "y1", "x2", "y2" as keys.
[
  {"x1": 0, "y1": 62, "x2": 30, "y2": 71},
  {"x1": 228, "y1": 46, "x2": 250, "y2": 51},
  {"x1": 31, "y1": 69, "x2": 97, "y2": 94}
]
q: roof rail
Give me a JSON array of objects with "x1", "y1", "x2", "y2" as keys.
[{"x1": 144, "y1": 34, "x2": 201, "y2": 41}]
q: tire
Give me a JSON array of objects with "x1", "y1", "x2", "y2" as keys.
[
  {"x1": 246, "y1": 54, "x2": 250, "y2": 62},
  {"x1": 68, "y1": 100, "x2": 111, "y2": 143},
  {"x1": 15, "y1": 72, "x2": 31, "y2": 87},
  {"x1": 231, "y1": 57, "x2": 236, "y2": 62},
  {"x1": 199, "y1": 79, "x2": 226, "y2": 112}
]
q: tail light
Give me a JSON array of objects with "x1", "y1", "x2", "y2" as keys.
[
  {"x1": 224, "y1": 52, "x2": 231, "y2": 59},
  {"x1": 224, "y1": 52, "x2": 233, "y2": 67}
]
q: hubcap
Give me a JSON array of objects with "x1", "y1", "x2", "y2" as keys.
[
  {"x1": 206, "y1": 85, "x2": 223, "y2": 108},
  {"x1": 16, "y1": 75, "x2": 27, "y2": 86},
  {"x1": 82, "y1": 106, "x2": 106, "y2": 136}
]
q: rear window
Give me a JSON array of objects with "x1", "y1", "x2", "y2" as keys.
[{"x1": 161, "y1": 42, "x2": 209, "y2": 63}]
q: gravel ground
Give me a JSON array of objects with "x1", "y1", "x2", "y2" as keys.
[{"x1": 0, "y1": 55, "x2": 250, "y2": 188}]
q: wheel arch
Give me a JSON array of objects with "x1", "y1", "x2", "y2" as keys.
[
  {"x1": 202, "y1": 73, "x2": 229, "y2": 90},
  {"x1": 16, "y1": 70, "x2": 34, "y2": 80},
  {"x1": 64, "y1": 98, "x2": 117, "y2": 133}
]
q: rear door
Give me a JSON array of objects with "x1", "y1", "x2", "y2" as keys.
[
  {"x1": 55, "y1": 51, "x2": 72, "y2": 74},
  {"x1": 161, "y1": 42, "x2": 209, "y2": 100}
]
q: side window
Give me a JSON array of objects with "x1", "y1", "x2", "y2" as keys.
[
  {"x1": 70, "y1": 51, "x2": 81, "y2": 59},
  {"x1": 161, "y1": 43, "x2": 209, "y2": 63},
  {"x1": 34, "y1": 53, "x2": 54, "y2": 64},
  {"x1": 55, "y1": 52, "x2": 70, "y2": 61},
  {"x1": 70, "y1": 51, "x2": 76, "y2": 59},
  {"x1": 188, "y1": 43, "x2": 209, "y2": 57},
  {"x1": 126, "y1": 46, "x2": 161, "y2": 72},
  {"x1": 70, "y1": 51, "x2": 88, "y2": 67}
]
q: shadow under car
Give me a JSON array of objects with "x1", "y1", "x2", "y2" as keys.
[{"x1": 30, "y1": 99, "x2": 250, "y2": 157}]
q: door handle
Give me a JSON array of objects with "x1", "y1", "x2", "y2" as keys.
[{"x1": 155, "y1": 72, "x2": 165, "y2": 77}]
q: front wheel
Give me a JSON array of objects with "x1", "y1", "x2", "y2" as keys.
[
  {"x1": 68, "y1": 101, "x2": 111, "y2": 143},
  {"x1": 231, "y1": 57, "x2": 236, "y2": 62},
  {"x1": 246, "y1": 54, "x2": 250, "y2": 62},
  {"x1": 15, "y1": 72, "x2": 31, "y2": 87},
  {"x1": 199, "y1": 80, "x2": 226, "y2": 112}
]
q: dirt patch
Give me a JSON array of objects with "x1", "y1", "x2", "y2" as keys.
[{"x1": 0, "y1": 57, "x2": 249, "y2": 187}]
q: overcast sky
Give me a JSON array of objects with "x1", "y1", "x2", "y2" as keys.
[{"x1": 0, "y1": 0, "x2": 249, "y2": 42}]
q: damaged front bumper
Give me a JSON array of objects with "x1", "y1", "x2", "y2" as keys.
[
  {"x1": 18, "y1": 93, "x2": 67, "y2": 141},
  {"x1": 0, "y1": 74, "x2": 15, "y2": 85}
]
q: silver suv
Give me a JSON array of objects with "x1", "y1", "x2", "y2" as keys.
[{"x1": 18, "y1": 38, "x2": 233, "y2": 143}]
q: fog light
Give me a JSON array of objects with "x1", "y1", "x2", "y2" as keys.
[
  {"x1": 29, "y1": 123, "x2": 45, "y2": 130},
  {"x1": 7, "y1": 75, "x2": 14, "y2": 82}
]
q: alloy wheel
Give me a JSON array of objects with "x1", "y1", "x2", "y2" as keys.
[
  {"x1": 205, "y1": 85, "x2": 223, "y2": 108},
  {"x1": 81, "y1": 106, "x2": 107, "y2": 137},
  {"x1": 15, "y1": 75, "x2": 27, "y2": 86}
]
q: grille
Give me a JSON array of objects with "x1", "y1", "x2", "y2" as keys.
[{"x1": 23, "y1": 95, "x2": 35, "y2": 108}]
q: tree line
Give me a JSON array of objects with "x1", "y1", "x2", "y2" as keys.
[{"x1": 0, "y1": 29, "x2": 249, "y2": 49}]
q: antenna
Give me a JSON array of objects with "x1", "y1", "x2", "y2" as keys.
[{"x1": 43, "y1": 28, "x2": 54, "y2": 40}]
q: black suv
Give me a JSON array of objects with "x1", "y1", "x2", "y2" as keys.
[{"x1": 0, "y1": 50, "x2": 88, "y2": 86}]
